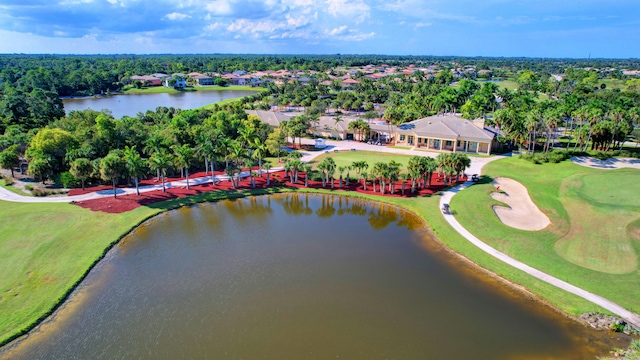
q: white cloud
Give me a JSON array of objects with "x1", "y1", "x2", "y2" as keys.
[
  {"x1": 286, "y1": 14, "x2": 308, "y2": 27},
  {"x1": 204, "y1": 22, "x2": 223, "y2": 31},
  {"x1": 227, "y1": 18, "x2": 286, "y2": 36},
  {"x1": 340, "y1": 31, "x2": 375, "y2": 41},
  {"x1": 325, "y1": 25, "x2": 347, "y2": 36},
  {"x1": 414, "y1": 22, "x2": 431, "y2": 29},
  {"x1": 58, "y1": 0, "x2": 94, "y2": 5},
  {"x1": 206, "y1": 0, "x2": 233, "y2": 15},
  {"x1": 165, "y1": 12, "x2": 191, "y2": 21},
  {"x1": 326, "y1": 0, "x2": 369, "y2": 22}
]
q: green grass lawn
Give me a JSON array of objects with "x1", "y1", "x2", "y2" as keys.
[
  {"x1": 451, "y1": 157, "x2": 640, "y2": 313},
  {"x1": 308, "y1": 151, "x2": 414, "y2": 170}
]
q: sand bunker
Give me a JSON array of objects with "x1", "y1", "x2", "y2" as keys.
[
  {"x1": 490, "y1": 177, "x2": 550, "y2": 231},
  {"x1": 571, "y1": 156, "x2": 640, "y2": 170}
]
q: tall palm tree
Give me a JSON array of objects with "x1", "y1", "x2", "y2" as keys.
[
  {"x1": 387, "y1": 160, "x2": 402, "y2": 193},
  {"x1": 338, "y1": 166, "x2": 346, "y2": 188},
  {"x1": 123, "y1": 146, "x2": 147, "y2": 196},
  {"x1": 149, "y1": 149, "x2": 172, "y2": 193},
  {"x1": 144, "y1": 132, "x2": 169, "y2": 178},
  {"x1": 229, "y1": 140, "x2": 246, "y2": 187},
  {"x1": 172, "y1": 144, "x2": 194, "y2": 190},
  {"x1": 372, "y1": 162, "x2": 388, "y2": 194},
  {"x1": 583, "y1": 107, "x2": 603, "y2": 152},
  {"x1": 262, "y1": 161, "x2": 273, "y2": 186},
  {"x1": 361, "y1": 171, "x2": 368, "y2": 191},
  {"x1": 452, "y1": 153, "x2": 471, "y2": 182},
  {"x1": 251, "y1": 138, "x2": 267, "y2": 177},
  {"x1": 303, "y1": 164, "x2": 312, "y2": 187}
]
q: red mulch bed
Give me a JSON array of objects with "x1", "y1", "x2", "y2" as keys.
[{"x1": 72, "y1": 171, "x2": 466, "y2": 214}]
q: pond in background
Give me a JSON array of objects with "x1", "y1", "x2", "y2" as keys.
[
  {"x1": 0, "y1": 194, "x2": 627, "y2": 359},
  {"x1": 63, "y1": 90, "x2": 257, "y2": 118}
]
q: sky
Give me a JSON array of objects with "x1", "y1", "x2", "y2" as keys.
[{"x1": 0, "y1": 0, "x2": 639, "y2": 58}]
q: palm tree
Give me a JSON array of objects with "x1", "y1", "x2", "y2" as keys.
[
  {"x1": 229, "y1": 140, "x2": 246, "y2": 183},
  {"x1": 424, "y1": 157, "x2": 437, "y2": 188},
  {"x1": 345, "y1": 165, "x2": 352, "y2": 186},
  {"x1": 407, "y1": 156, "x2": 423, "y2": 192},
  {"x1": 251, "y1": 138, "x2": 267, "y2": 177},
  {"x1": 262, "y1": 161, "x2": 272, "y2": 186},
  {"x1": 452, "y1": 153, "x2": 471, "y2": 182},
  {"x1": 387, "y1": 160, "x2": 402, "y2": 193},
  {"x1": 149, "y1": 149, "x2": 172, "y2": 193},
  {"x1": 361, "y1": 171, "x2": 368, "y2": 191},
  {"x1": 144, "y1": 131, "x2": 169, "y2": 179},
  {"x1": 583, "y1": 107, "x2": 603, "y2": 152},
  {"x1": 400, "y1": 173, "x2": 409, "y2": 196},
  {"x1": 172, "y1": 144, "x2": 194, "y2": 190},
  {"x1": 224, "y1": 165, "x2": 238, "y2": 188},
  {"x1": 303, "y1": 164, "x2": 312, "y2": 187},
  {"x1": 338, "y1": 166, "x2": 345, "y2": 188},
  {"x1": 372, "y1": 162, "x2": 388, "y2": 194},
  {"x1": 123, "y1": 146, "x2": 147, "y2": 196},
  {"x1": 317, "y1": 161, "x2": 328, "y2": 188}
]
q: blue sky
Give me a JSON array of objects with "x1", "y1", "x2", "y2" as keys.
[{"x1": 0, "y1": 0, "x2": 638, "y2": 57}]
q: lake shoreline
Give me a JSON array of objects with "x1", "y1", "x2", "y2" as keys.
[
  {"x1": 0, "y1": 191, "x2": 630, "y2": 359},
  {"x1": 60, "y1": 85, "x2": 264, "y2": 100},
  {"x1": 0, "y1": 188, "x2": 632, "y2": 355}
]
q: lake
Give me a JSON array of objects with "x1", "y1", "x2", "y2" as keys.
[
  {"x1": 0, "y1": 194, "x2": 626, "y2": 359},
  {"x1": 63, "y1": 90, "x2": 258, "y2": 118}
]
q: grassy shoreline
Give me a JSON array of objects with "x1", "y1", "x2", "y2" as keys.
[{"x1": 0, "y1": 170, "x2": 629, "y2": 347}]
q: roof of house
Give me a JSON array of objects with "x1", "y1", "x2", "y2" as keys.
[
  {"x1": 245, "y1": 110, "x2": 292, "y2": 127},
  {"x1": 396, "y1": 114, "x2": 495, "y2": 141}
]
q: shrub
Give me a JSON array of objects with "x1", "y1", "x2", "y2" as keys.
[
  {"x1": 3, "y1": 177, "x2": 14, "y2": 186},
  {"x1": 24, "y1": 184, "x2": 34, "y2": 191},
  {"x1": 308, "y1": 170, "x2": 324, "y2": 182},
  {"x1": 547, "y1": 152, "x2": 566, "y2": 163},
  {"x1": 53, "y1": 172, "x2": 81, "y2": 188},
  {"x1": 610, "y1": 322, "x2": 625, "y2": 332}
]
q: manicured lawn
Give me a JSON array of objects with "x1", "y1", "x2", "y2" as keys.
[
  {"x1": 308, "y1": 151, "x2": 414, "y2": 170},
  {"x1": 450, "y1": 157, "x2": 640, "y2": 313},
  {"x1": 0, "y1": 202, "x2": 161, "y2": 346}
]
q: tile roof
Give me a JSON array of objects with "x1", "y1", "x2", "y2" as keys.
[{"x1": 397, "y1": 114, "x2": 494, "y2": 141}]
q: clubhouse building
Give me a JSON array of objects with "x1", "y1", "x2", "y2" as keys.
[
  {"x1": 247, "y1": 110, "x2": 497, "y2": 155},
  {"x1": 394, "y1": 114, "x2": 496, "y2": 155}
]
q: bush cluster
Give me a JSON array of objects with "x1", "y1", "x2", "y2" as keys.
[{"x1": 53, "y1": 172, "x2": 81, "y2": 189}]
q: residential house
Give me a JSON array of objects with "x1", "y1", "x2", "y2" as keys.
[
  {"x1": 130, "y1": 75, "x2": 162, "y2": 86},
  {"x1": 394, "y1": 114, "x2": 496, "y2": 155},
  {"x1": 164, "y1": 73, "x2": 187, "y2": 88},
  {"x1": 193, "y1": 74, "x2": 214, "y2": 86}
]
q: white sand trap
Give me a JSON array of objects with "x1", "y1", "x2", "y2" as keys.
[
  {"x1": 490, "y1": 177, "x2": 550, "y2": 231},
  {"x1": 571, "y1": 156, "x2": 640, "y2": 170}
]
